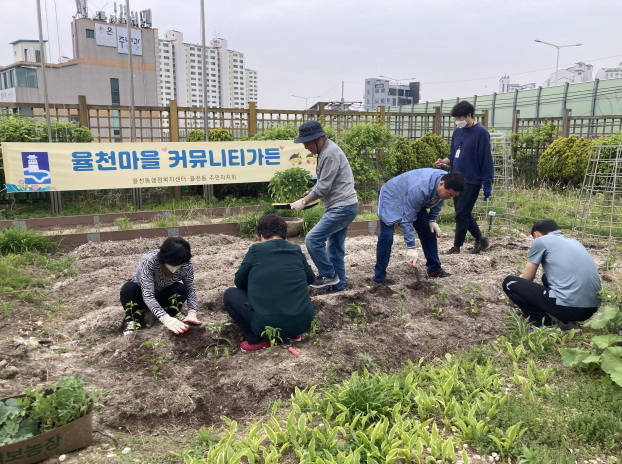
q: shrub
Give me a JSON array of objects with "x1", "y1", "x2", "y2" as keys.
[
  {"x1": 537, "y1": 135, "x2": 592, "y2": 186},
  {"x1": 417, "y1": 133, "x2": 450, "y2": 160},
  {"x1": 511, "y1": 121, "x2": 558, "y2": 185},
  {"x1": 336, "y1": 123, "x2": 395, "y2": 194},
  {"x1": 246, "y1": 123, "x2": 336, "y2": 142},
  {"x1": 186, "y1": 130, "x2": 205, "y2": 142},
  {"x1": 208, "y1": 128, "x2": 234, "y2": 141},
  {"x1": 389, "y1": 137, "x2": 415, "y2": 177},
  {"x1": 0, "y1": 228, "x2": 56, "y2": 255},
  {"x1": 387, "y1": 136, "x2": 439, "y2": 177},
  {"x1": 268, "y1": 167, "x2": 313, "y2": 203},
  {"x1": 411, "y1": 138, "x2": 439, "y2": 170}
]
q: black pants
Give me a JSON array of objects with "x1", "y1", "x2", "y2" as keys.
[
  {"x1": 502, "y1": 275, "x2": 598, "y2": 326},
  {"x1": 223, "y1": 287, "x2": 264, "y2": 344},
  {"x1": 452, "y1": 183, "x2": 483, "y2": 248},
  {"x1": 120, "y1": 281, "x2": 188, "y2": 323}
]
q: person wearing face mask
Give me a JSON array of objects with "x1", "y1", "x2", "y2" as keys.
[
  {"x1": 120, "y1": 236, "x2": 202, "y2": 336},
  {"x1": 434, "y1": 100, "x2": 494, "y2": 255},
  {"x1": 372, "y1": 169, "x2": 466, "y2": 285}
]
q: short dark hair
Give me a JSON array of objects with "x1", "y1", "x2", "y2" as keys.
[
  {"x1": 531, "y1": 219, "x2": 559, "y2": 236},
  {"x1": 157, "y1": 236, "x2": 192, "y2": 265},
  {"x1": 441, "y1": 172, "x2": 466, "y2": 192},
  {"x1": 451, "y1": 101, "x2": 475, "y2": 118},
  {"x1": 257, "y1": 214, "x2": 287, "y2": 240}
]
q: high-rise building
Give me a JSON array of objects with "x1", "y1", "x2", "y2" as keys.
[
  {"x1": 498, "y1": 76, "x2": 536, "y2": 93},
  {"x1": 363, "y1": 78, "x2": 419, "y2": 111},
  {"x1": 543, "y1": 62, "x2": 593, "y2": 87},
  {"x1": 157, "y1": 33, "x2": 257, "y2": 109}
]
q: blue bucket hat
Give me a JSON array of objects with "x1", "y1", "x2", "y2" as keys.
[{"x1": 294, "y1": 120, "x2": 328, "y2": 143}]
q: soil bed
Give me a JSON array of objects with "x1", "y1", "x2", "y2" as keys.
[{"x1": 0, "y1": 233, "x2": 611, "y2": 458}]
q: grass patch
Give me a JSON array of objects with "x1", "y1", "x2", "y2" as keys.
[{"x1": 0, "y1": 228, "x2": 57, "y2": 254}]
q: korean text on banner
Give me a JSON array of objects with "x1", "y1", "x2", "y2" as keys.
[{"x1": 1, "y1": 141, "x2": 318, "y2": 193}]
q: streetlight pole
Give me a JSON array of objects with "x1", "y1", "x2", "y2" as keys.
[
  {"x1": 291, "y1": 95, "x2": 320, "y2": 110},
  {"x1": 534, "y1": 40, "x2": 582, "y2": 87},
  {"x1": 379, "y1": 75, "x2": 416, "y2": 107}
]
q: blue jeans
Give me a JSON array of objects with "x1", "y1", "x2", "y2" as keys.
[
  {"x1": 373, "y1": 208, "x2": 442, "y2": 283},
  {"x1": 305, "y1": 203, "x2": 358, "y2": 290}
]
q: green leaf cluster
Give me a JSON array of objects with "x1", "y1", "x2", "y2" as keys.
[
  {"x1": 268, "y1": 167, "x2": 313, "y2": 203},
  {"x1": 0, "y1": 227, "x2": 56, "y2": 255},
  {"x1": 245, "y1": 124, "x2": 336, "y2": 142},
  {"x1": 537, "y1": 135, "x2": 592, "y2": 186},
  {"x1": 387, "y1": 135, "x2": 442, "y2": 177},
  {"x1": 18, "y1": 375, "x2": 95, "y2": 434},
  {"x1": 511, "y1": 121, "x2": 558, "y2": 184},
  {"x1": 208, "y1": 129, "x2": 234, "y2": 142},
  {"x1": 336, "y1": 123, "x2": 395, "y2": 191},
  {"x1": 561, "y1": 305, "x2": 622, "y2": 387},
  {"x1": 0, "y1": 375, "x2": 94, "y2": 446},
  {"x1": 186, "y1": 130, "x2": 206, "y2": 142}
]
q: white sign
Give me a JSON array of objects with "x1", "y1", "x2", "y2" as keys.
[
  {"x1": 117, "y1": 27, "x2": 142, "y2": 55},
  {"x1": 95, "y1": 24, "x2": 117, "y2": 47},
  {"x1": 0, "y1": 88, "x2": 16, "y2": 103}
]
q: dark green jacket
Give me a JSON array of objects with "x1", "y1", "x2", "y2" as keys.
[{"x1": 234, "y1": 239, "x2": 316, "y2": 339}]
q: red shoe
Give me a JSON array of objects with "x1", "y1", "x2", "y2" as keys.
[
  {"x1": 287, "y1": 334, "x2": 302, "y2": 343},
  {"x1": 240, "y1": 339, "x2": 271, "y2": 352}
]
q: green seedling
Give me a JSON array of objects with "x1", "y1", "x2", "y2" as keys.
[
  {"x1": 310, "y1": 316, "x2": 322, "y2": 347},
  {"x1": 139, "y1": 340, "x2": 169, "y2": 380},
  {"x1": 461, "y1": 282, "x2": 485, "y2": 314},
  {"x1": 204, "y1": 322, "x2": 232, "y2": 369},
  {"x1": 124, "y1": 300, "x2": 142, "y2": 335},
  {"x1": 429, "y1": 283, "x2": 449, "y2": 319},
  {"x1": 261, "y1": 326, "x2": 283, "y2": 352},
  {"x1": 392, "y1": 289, "x2": 407, "y2": 325},
  {"x1": 346, "y1": 301, "x2": 368, "y2": 334}
]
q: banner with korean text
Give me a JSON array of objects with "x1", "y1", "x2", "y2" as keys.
[{"x1": 1, "y1": 141, "x2": 317, "y2": 193}]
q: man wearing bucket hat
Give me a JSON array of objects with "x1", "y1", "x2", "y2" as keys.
[{"x1": 290, "y1": 121, "x2": 358, "y2": 293}]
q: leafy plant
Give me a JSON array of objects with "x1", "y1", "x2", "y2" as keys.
[
  {"x1": 261, "y1": 326, "x2": 283, "y2": 348},
  {"x1": 562, "y1": 305, "x2": 622, "y2": 386},
  {"x1": 301, "y1": 205, "x2": 324, "y2": 235},
  {"x1": 205, "y1": 322, "x2": 233, "y2": 369},
  {"x1": 0, "y1": 398, "x2": 38, "y2": 445},
  {"x1": 238, "y1": 211, "x2": 261, "y2": 238},
  {"x1": 392, "y1": 289, "x2": 407, "y2": 325},
  {"x1": 429, "y1": 283, "x2": 449, "y2": 319},
  {"x1": 124, "y1": 300, "x2": 142, "y2": 335},
  {"x1": 18, "y1": 375, "x2": 95, "y2": 434},
  {"x1": 139, "y1": 340, "x2": 170, "y2": 380},
  {"x1": 268, "y1": 167, "x2": 313, "y2": 203}
]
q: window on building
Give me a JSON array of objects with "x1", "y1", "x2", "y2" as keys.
[
  {"x1": 381, "y1": 88, "x2": 385, "y2": 93},
  {"x1": 110, "y1": 78, "x2": 120, "y2": 106},
  {"x1": 375, "y1": 89, "x2": 379, "y2": 94},
  {"x1": 86, "y1": 29, "x2": 95, "y2": 39},
  {"x1": 190, "y1": 47, "x2": 195, "y2": 51},
  {"x1": 380, "y1": 98, "x2": 385, "y2": 103},
  {"x1": 164, "y1": 56, "x2": 169, "y2": 60},
  {"x1": 374, "y1": 99, "x2": 379, "y2": 103}
]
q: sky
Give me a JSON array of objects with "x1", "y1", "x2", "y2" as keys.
[{"x1": 2, "y1": 0, "x2": 621, "y2": 110}]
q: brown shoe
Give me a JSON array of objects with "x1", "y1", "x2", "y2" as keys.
[
  {"x1": 446, "y1": 246, "x2": 460, "y2": 254},
  {"x1": 471, "y1": 237, "x2": 490, "y2": 254}
]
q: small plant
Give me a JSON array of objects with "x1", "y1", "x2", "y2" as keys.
[
  {"x1": 268, "y1": 167, "x2": 313, "y2": 203},
  {"x1": 392, "y1": 289, "x2": 407, "y2": 325},
  {"x1": 139, "y1": 340, "x2": 170, "y2": 380},
  {"x1": 461, "y1": 282, "x2": 485, "y2": 315},
  {"x1": 346, "y1": 301, "x2": 368, "y2": 333},
  {"x1": 204, "y1": 322, "x2": 232, "y2": 370},
  {"x1": 168, "y1": 293, "x2": 182, "y2": 315},
  {"x1": 310, "y1": 316, "x2": 322, "y2": 347},
  {"x1": 114, "y1": 217, "x2": 132, "y2": 230},
  {"x1": 124, "y1": 300, "x2": 142, "y2": 335},
  {"x1": 261, "y1": 326, "x2": 283, "y2": 348},
  {"x1": 0, "y1": 228, "x2": 56, "y2": 254},
  {"x1": 429, "y1": 283, "x2": 449, "y2": 320}
]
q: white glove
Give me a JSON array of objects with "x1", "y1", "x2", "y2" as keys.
[
  {"x1": 406, "y1": 247, "x2": 419, "y2": 267},
  {"x1": 290, "y1": 199, "x2": 305, "y2": 211},
  {"x1": 182, "y1": 310, "x2": 202, "y2": 326},
  {"x1": 159, "y1": 314, "x2": 189, "y2": 334},
  {"x1": 429, "y1": 221, "x2": 441, "y2": 238}
]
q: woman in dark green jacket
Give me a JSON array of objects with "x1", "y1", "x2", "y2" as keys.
[{"x1": 224, "y1": 214, "x2": 316, "y2": 352}]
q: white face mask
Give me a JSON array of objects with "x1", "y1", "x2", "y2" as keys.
[
  {"x1": 455, "y1": 119, "x2": 468, "y2": 128},
  {"x1": 165, "y1": 264, "x2": 183, "y2": 273}
]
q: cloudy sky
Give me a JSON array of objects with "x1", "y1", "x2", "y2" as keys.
[{"x1": 2, "y1": 0, "x2": 621, "y2": 109}]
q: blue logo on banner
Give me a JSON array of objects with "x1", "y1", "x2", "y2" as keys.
[{"x1": 22, "y1": 152, "x2": 52, "y2": 184}]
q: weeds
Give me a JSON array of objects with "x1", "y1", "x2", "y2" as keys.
[{"x1": 114, "y1": 217, "x2": 133, "y2": 230}]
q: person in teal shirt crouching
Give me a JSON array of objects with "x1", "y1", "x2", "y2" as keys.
[{"x1": 224, "y1": 214, "x2": 316, "y2": 352}]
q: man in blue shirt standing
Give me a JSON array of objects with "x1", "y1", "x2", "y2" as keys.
[
  {"x1": 502, "y1": 219, "x2": 601, "y2": 330},
  {"x1": 372, "y1": 169, "x2": 465, "y2": 285},
  {"x1": 435, "y1": 101, "x2": 494, "y2": 255}
]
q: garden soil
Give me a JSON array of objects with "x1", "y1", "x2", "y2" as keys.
[{"x1": 0, "y1": 232, "x2": 612, "y2": 460}]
